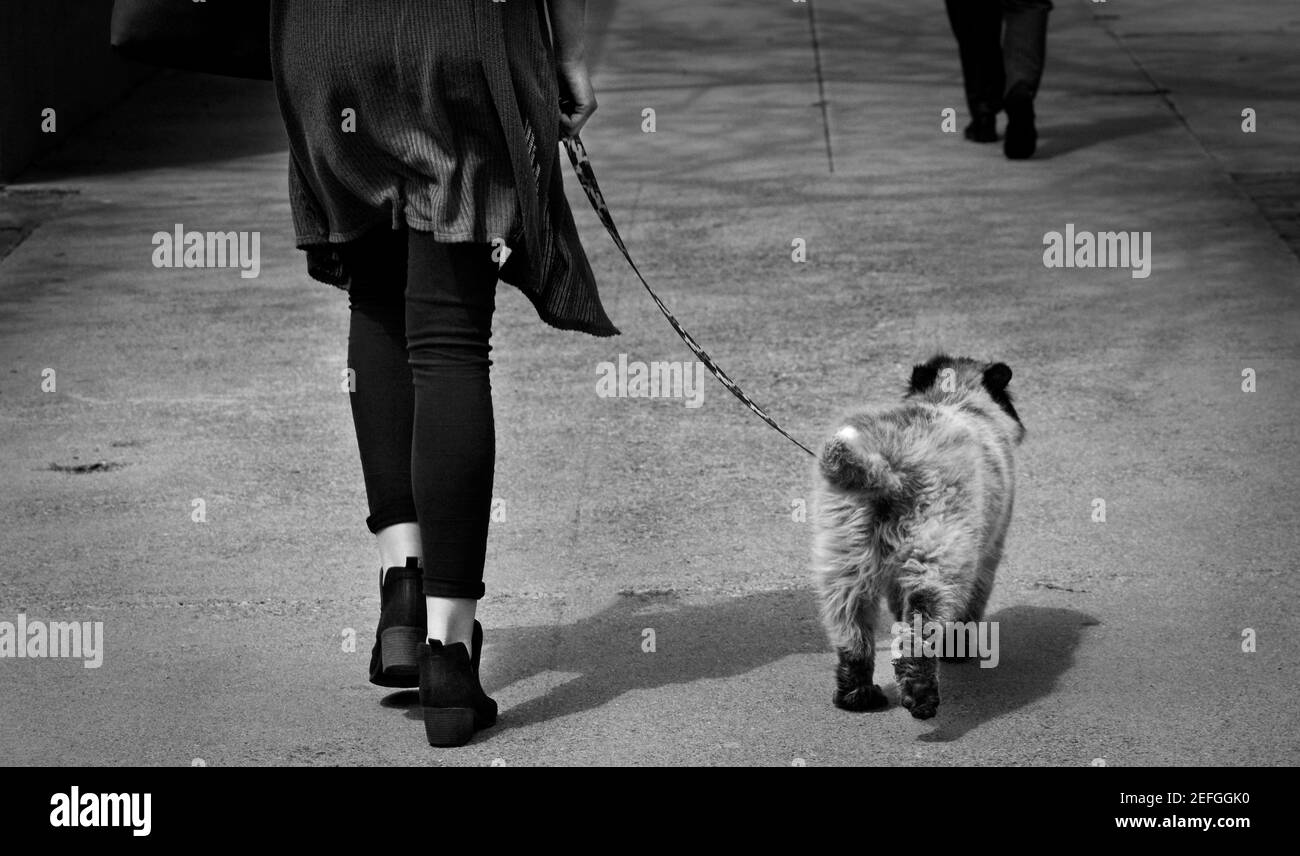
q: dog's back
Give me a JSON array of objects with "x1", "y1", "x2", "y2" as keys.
[{"x1": 819, "y1": 397, "x2": 1017, "y2": 579}]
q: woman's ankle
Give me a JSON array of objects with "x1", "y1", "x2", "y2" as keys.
[
  {"x1": 425, "y1": 596, "x2": 476, "y2": 648},
  {"x1": 375, "y1": 523, "x2": 422, "y2": 578}
]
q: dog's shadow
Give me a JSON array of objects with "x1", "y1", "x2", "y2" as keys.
[
  {"x1": 912, "y1": 605, "x2": 1097, "y2": 742},
  {"x1": 381, "y1": 597, "x2": 1093, "y2": 745}
]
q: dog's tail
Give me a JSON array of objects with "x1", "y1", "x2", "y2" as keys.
[{"x1": 818, "y1": 427, "x2": 907, "y2": 497}]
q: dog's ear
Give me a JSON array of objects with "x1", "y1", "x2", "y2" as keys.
[
  {"x1": 910, "y1": 360, "x2": 942, "y2": 393},
  {"x1": 982, "y1": 363, "x2": 1013, "y2": 392},
  {"x1": 982, "y1": 362, "x2": 1023, "y2": 429}
]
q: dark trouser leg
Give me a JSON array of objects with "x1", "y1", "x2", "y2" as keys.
[
  {"x1": 346, "y1": 228, "x2": 420, "y2": 535},
  {"x1": 404, "y1": 233, "x2": 499, "y2": 601},
  {"x1": 945, "y1": 0, "x2": 1006, "y2": 119},
  {"x1": 1001, "y1": 0, "x2": 1051, "y2": 102},
  {"x1": 1000, "y1": 0, "x2": 1050, "y2": 157}
]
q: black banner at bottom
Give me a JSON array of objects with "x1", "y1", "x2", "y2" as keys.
[{"x1": 1, "y1": 766, "x2": 1279, "y2": 843}]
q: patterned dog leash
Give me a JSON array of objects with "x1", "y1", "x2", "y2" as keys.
[{"x1": 563, "y1": 135, "x2": 817, "y2": 458}]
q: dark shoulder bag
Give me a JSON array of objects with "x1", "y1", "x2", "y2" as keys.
[{"x1": 109, "y1": 0, "x2": 273, "y2": 81}]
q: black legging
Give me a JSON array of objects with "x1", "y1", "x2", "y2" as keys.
[{"x1": 343, "y1": 227, "x2": 498, "y2": 600}]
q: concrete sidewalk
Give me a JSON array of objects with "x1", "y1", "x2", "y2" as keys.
[{"x1": 0, "y1": 0, "x2": 1296, "y2": 766}]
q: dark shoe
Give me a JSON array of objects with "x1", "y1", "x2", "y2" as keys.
[
  {"x1": 368, "y1": 557, "x2": 426, "y2": 688},
  {"x1": 964, "y1": 113, "x2": 998, "y2": 143},
  {"x1": 1003, "y1": 95, "x2": 1037, "y2": 159},
  {"x1": 418, "y1": 636, "x2": 498, "y2": 747}
]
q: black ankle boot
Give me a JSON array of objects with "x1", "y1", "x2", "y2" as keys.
[
  {"x1": 964, "y1": 112, "x2": 998, "y2": 143},
  {"x1": 418, "y1": 634, "x2": 497, "y2": 747},
  {"x1": 1003, "y1": 93, "x2": 1037, "y2": 159},
  {"x1": 368, "y1": 557, "x2": 426, "y2": 688}
]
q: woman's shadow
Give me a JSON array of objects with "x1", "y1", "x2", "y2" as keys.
[
  {"x1": 383, "y1": 589, "x2": 826, "y2": 725},
  {"x1": 384, "y1": 593, "x2": 1094, "y2": 743}
]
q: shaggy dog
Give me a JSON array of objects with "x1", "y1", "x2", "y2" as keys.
[{"x1": 811, "y1": 355, "x2": 1025, "y2": 719}]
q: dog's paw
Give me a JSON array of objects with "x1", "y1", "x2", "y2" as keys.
[
  {"x1": 833, "y1": 683, "x2": 888, "y2": 712},
  {"x1": 898, "y1": 678, "x2": 940, "y2": 719}
]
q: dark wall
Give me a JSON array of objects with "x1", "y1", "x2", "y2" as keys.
[{"x1": 0, "y1": 0, "x2": 153, "y2": 182}]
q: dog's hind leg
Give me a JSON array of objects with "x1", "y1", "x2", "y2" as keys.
[
  {"x1": 955, "y1": 574, "x2": 993, "y2": 626},
  {"x1": 892, "y1": 571, "x2": 961, "y2": 719},
  {"x1": 833, "y1": 601, "x2": 888, "y2": 712},
  {"x1": 957, "y1": 527, "x2": 1007, "y2": 625},
  {"x1": 812, "y1": 494, "x2": 888, "y2": 712}
]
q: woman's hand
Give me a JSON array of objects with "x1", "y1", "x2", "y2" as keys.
[
  {"x1": 556, "y1": 58, "x2": 597, "y2": 138},
  {"x1": 548, "y1": 0, "x2": 594, "y2": 137}
]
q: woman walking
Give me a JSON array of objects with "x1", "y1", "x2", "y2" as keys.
[{"x1": 269, "y1": 0, "x2": 618, "y2": 747}]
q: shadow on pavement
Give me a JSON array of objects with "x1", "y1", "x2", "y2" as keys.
[
  {"x1": 380, "y1": 596, "x2": 1095, "y2": 744},
  {"x1": 390, "y1": 589, "x2": 825, "y2": 732},
  {"x1": 16, "y1": 71, "x2": 285, "y2": 183},
  {"x1": 1034, "y1": 113, "x2": 1178, "y2": 159},
  {"x1": 915, "y1": 605, "x2": 1098, "y2": 743}
]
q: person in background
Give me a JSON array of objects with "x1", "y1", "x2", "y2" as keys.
[{"x1": 944, "y1": 0, "x2": 1052, "y2": 159}]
